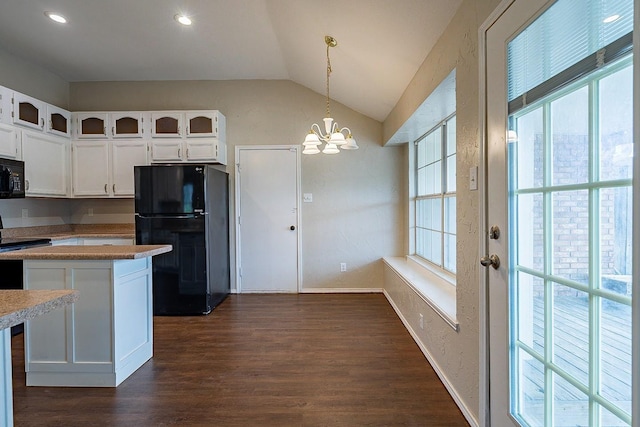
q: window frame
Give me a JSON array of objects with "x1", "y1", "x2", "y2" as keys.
[{"x1": 413, "y1": 112, "x2": 457, "y2": 277}]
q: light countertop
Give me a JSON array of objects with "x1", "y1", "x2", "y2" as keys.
[
  {"x1": 0, "y1": 245, "x2": 172, "y2": 260},
  {"x1": 0, "y1": 290, "x2": 78, "y2": 330}
]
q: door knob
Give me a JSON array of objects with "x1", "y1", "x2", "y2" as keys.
[
  {"x1": 290, "y1": 225, "x2": 296, "y2": 231},
  {"x1": 480, "y1": 254, "x2": 500, "y2": 269}
]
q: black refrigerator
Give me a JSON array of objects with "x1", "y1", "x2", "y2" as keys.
[{"x1": 134, "y1": 164, "x2": 229, "y2": 315}]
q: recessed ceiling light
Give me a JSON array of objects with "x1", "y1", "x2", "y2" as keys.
[
  {"x1": 603, "y1": 14, "x2": 620, "y2": 23},
  {"x1": 174, "y1": 14, "x2": 192, "y2": 26},
  {"x1": 45, "y1": 11, "x2": 67, "y2": 24}
]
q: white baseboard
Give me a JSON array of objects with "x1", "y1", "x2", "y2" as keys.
[
  {"x1": 300, "y1": 287, "x2": 383, "y2": 294},
  {"x1": 383, "y1": 289, "x2": 479, "y2": 427}
]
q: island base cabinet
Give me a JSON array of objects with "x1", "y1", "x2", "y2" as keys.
[
  {"x1": 1, "y1": 329, "x2": 13, "y2": 426},
  {"x1": 23, "y1": 258, "x2": 153, "y2": 387}
]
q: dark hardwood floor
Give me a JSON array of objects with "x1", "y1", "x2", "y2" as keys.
[{"x1": 11, "y1": 294, "x2": 469, "y2": 426}]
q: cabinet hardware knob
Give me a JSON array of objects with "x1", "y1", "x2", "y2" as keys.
[
  {"x1": 104, "y1": 184, "x2": 108, "y2": 193},
  {"x1": 25, "y1": 180, "x2": 29, "y2": 191},
  {"x1": 290, "y1": 225, "x2": 296, "y2": 231},
  {"x1": 112, "y1": 126, "x2": 115, "y2": 136},
  {"x1": 40, "y1": 118, "x2": 45, "y2": 128},
  {"x1": 113, "y1": 184, "x2": 116, "y2": 193}
]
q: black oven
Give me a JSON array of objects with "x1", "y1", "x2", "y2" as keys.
[
  {"x1": 0, "y1": 157, "x2": 26, "y2": 198},
  {"x1": 0, "y1": 214, "x2": 51, "y2": 334}
]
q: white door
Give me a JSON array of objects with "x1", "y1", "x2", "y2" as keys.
[
  {"x1": 485, "y1": 0, "x2": 636, "y2": 426},
  {"x1": 236, "y1": 146, "x2": 300, "y2": 292}
]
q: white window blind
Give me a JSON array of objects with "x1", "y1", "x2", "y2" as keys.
[{"x1": 507, "y1": 0, "x2": 633, "y2": 113}]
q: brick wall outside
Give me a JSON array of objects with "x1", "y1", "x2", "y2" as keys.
[{"x1": 523, "y1": 132, "x2": 631, "y2": 297}]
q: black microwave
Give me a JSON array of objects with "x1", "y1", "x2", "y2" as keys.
[{"x1": 0, "y1": 158, "x2": 25, "y2": 198}]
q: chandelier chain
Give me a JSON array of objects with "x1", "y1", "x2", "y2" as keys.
[{"x1": 326, "y1": 43, "x2": 332, "y2": 118}]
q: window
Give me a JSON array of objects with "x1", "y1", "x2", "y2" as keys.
[{"x1": 414, "y1": 114, "x2": 456, "y2": 274}]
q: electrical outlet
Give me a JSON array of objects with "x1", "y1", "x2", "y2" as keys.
[
  {"x1": 21, "y1": 208, "x2": 28, "y2": 218},
  {"x1": 340, "y1": 262, "x2": 347, "y2": 272},
  {"x1": 419, "y1": 313, "x2": 424, "y2": 329}
]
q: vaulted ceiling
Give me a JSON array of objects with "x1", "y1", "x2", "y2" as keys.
[{"x1": 0, "y1": 0, "x2": 462, "y2": 122}]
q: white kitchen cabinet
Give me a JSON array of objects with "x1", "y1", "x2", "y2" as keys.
[
  {"x1": 75, "y1": 112, "x2": 108, "y2": 139},
  {"x1": 72, "y1": 141, "x2": 111, "y2": 197},
  {"x1": 80, "y1": 238, "x2": 134, "y2": 245},
  {"x1": 11, "y1": 92, "x2": 46, "y2": 131},
  {"x1": 186, "y1": 139, "x2": 220, "y2": 161},
  {"x1": 149, "y1": 111, "x2": 226, "y2": 164},
  {"x1": 51, "y1": 238, "x2": 79, "y2": 246},
  {"x1": 46, "y1": 105, "x2": 71, "y2": 138},
  {"x1": 185, "y1": 111, "x2": 219, "y2": 137},
  {"x1": 0, "y1": 123, "x2": 20, "y2": 159},
  {"x1": 110, "y1": 112, "x2": 145, "y2": 138},
  {"x1": 111, "y1": 140, "x2": 147, "y2": 196},
  {"x1": 150, "y1": 112, "x2": 183, "y2": 138},
  {"x1": 75, "y1": 112, "x2": 148, "y2": 139},
  {"x1": 72, "y1": 139, "x2": 148, "y2": 198},
  {"x1": 21, "y1": 130, "x2": 69, "y2": 197},
  {"x1": 0, "y1": 86, "x2": 11, "y2": 125},
  {"x1": 24, "y1": 257, "x2": 154, "y2": 387},
  {"x1": 149, "y1": 139, "x2": 182, "y2": 162}
]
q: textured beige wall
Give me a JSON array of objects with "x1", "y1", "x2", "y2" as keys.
[
  {"x1": 382, "y1": 0, "x2": 503, "y2": 423},
  {"x1": 0, "y1": 45, "x2": 69, "y2": 108},
  {"x1": 70, "y1": 80, "x2": 405, "y2": 292}
]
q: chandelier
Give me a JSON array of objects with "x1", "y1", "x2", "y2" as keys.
[{"x1": 302, "y1": 35, "x2": 358, "y2": 154}]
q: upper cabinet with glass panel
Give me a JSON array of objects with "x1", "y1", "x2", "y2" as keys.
[
  {"x1": 186, "y1": 111, "x2": 219, "y2": 138},
  {"x1": 148, "y1": 111, "x2": 227, "y2": 164},
  {"x1": 74, "y1": 112, "x2": 148, "y2": 139},
  {"x1": 111, "y1": 112, "x2": 145, "y2": 138},
  {"x1": 150, "y1": 111, "x2": 222, "y2": 138},
  {"x1": 9, "y1": 90, "x2": 71, "y2": 137}
]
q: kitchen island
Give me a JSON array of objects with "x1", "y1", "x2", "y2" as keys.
[
  {"x1": 1, "y1": 289, "x2": 78, "y2": 427},
  {"x1": 0, "y1": 245, "x2": 172, "y2": 388}
]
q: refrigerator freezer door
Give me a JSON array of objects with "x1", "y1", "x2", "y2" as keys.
[{"x1": 134, "y1": 165, "x2": 205, "y2": 215}]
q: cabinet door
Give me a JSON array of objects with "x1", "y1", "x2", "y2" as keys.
[
  {"x1": 151, "y1": 112, "x2": 183, "y2": 138},
  {"x1": 150, "y1": 140, "x2": 183, "y2": 162},
  {"x1": 111, "y1": 112, "x2": 144, "y2": 138},
  {"x1": 0, "y1": 123, "x2": 20, "y2": 159},
  {"x1": 112, "y1": 140, "x2": 148, "y2": 196},
  {"x1": 22, "y1": 131, "x2": 69, "y2": 197},
  {"x1": 0, "y1": 86, "x2": 12, "y2": 125},
  {"x1": 185, "y1": 111, "x2": 218, "y2": 138},
  {"x1": 75, "y1": 113, "x2": 108, "y2": 139},
  {"x1": 46, "y1": 105, "x2": 71, "y2": 138},
  {"x1": 185, "y1": 139, "x2": 218, "y2": 162},
  {"x1": 72, "y1": 141, "x2": 110, "y2": 197},
  {"x1": 12, "y1": 92, "x2": 45, "y2": 131}
]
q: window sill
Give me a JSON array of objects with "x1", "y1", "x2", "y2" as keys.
[{"x1": 383, "y1": 256, "x2": 458, "y2": 331}]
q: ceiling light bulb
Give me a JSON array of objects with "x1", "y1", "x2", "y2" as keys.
[
  {"x1": 45, "y1": 12, "x2": 67, "y2": 24},
  {"x1": 175, "y1": 14, "x2": 192, "y2": 26},
  {"x1": 603, "y1": 14, "x2": 620, "y2": 23}
]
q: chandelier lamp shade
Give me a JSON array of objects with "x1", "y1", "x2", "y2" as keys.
[{"x1": 302, "y1": 36, "x2": 358, "y2": 155}]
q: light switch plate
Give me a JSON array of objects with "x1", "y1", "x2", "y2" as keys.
[
  {"x1": 469, "y1": 166, "x2": 478, "y2": 191},
  {"x1": 303, "y1": 193, "x2": 313, "y2": 203}
]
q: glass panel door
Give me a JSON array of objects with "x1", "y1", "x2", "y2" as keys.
[{"x1": 509, "y1": 58, "x2": 633, "y2": 426}]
